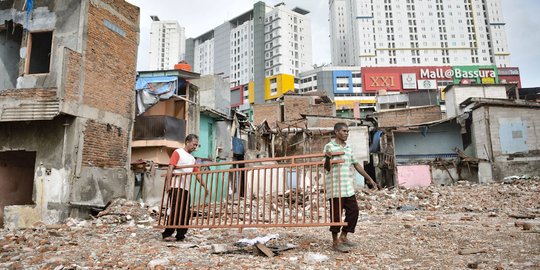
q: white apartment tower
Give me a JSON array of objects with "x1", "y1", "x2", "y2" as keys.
[
  {"x1": 329, "y1": 0, "x2": 511, "y2": 67},
  {"x1": 187, "y1": 2, "x2": 312, "y2": 104},
  {"x1": 149, "y1": 16, "x2": 186, "y2": 70}
]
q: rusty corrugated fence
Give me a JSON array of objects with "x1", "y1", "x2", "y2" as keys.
[{"x1": 157, "y1": 153, "x2": 347, "y2": 229}]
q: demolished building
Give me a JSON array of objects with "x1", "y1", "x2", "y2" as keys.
[
  {"x1": 0, "y1": 0, "x2": 139, "y2": 228},
  {"x1": 371, "y1": 84, "x2": 540, "y2": 188}
]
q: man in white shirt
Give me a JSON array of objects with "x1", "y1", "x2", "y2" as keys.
[{"x1": 162, "y1": 134, "x2": 208, "y2": 241}]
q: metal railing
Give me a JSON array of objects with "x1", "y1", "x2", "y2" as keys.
[{"x1": 156, "y1": 153, "x2": 347, "y2": 229}]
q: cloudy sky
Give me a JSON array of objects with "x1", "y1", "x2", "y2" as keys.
[{"x1": 126, "y1": 0, "x2": 540, "y2": 87}]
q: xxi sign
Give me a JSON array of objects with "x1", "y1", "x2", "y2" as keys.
[{"x1": 364, "y1": 73, "x2": 401, "y2": 91}]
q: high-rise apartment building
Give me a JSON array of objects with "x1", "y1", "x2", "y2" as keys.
[
  {"x1": 329, "y1": 0, "x2": 510, "y2": 68},
  {"x1": 149, "y1": 16, "x2": 186, "y2": 70},
  {"x1": 186, "y1": 2, "x2": 312, "y2": 104}
]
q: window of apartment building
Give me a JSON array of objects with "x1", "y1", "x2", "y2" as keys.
[{"x1": 27, "y1": 31, "x2": 53, "y2": 74}]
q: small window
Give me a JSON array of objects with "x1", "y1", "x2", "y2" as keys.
[{"x1": 27, "y1": 31, "x2": 53, "y2": 74}]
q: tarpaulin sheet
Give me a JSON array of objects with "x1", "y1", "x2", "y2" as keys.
[{"x1": 135, "y1": 76, "x2": 186, "y2": 115}]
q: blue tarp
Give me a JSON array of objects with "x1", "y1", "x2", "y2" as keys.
[
  {"x1": 369, "y1": 130, "x2": 383, "y2": 153},
  {"x1": 135, "y1": 76, "x2": 178, "y2": 95}
]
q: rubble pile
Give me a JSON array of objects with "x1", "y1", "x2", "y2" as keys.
[{"x1": 0, "y1": 179, "x2": 538, "y2": 269}]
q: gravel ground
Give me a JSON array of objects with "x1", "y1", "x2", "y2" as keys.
[{"x1": 1, "y1": 179, "x2": 539, "y2": 270}]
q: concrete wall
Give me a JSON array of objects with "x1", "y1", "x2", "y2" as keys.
[
  {"x1": 445, "y1": 85, "x2": 507, "y2": 118},
  {"x1": 193, "y1": 75, "x2": 231, "y2": 116},
  {"x1": 473, "y1": 105, "x2": 540, "y2": 180},
  {"x1": 393, "y1": 121, "x2": 463, "y2": 163},
  {"x1": 0, "y1": 0, "x2": 83, "y2": 90},
  {"x1": 0, "y1": 117, "x2": 75, "y2": 227}
]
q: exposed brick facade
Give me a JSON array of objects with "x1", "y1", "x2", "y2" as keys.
[
  {"x1": 0, "y1": 88, "x2": 57, "y2": 99},
  {"x1": 82, "y1": 120, "x2": 128, "y2": 168},
  {"x1": 253, "y1": 103, "x2": 281, "y2": 126},
  {"x1": 63, "y1": 48, "x2": 82, "y2": 103},
  {"x1": 283, "y1": 95, "x2": 335, "y2": 121},
  {"x1": 77, "y1": 0, "x2": 138, "y2": 169},
  {"x1": 375, "y1": 106, "x2": 442, "y2": 128},
  {"x1": 306, "y1": 117, "x2": 362, "y2": 128},
  {"x1": 83, "y1": 0, "x2": 139, "y2": 118}
]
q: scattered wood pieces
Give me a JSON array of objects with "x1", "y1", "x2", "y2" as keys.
[{"x1": 459, "y1": 248, "x2": 487, "y2": 255}]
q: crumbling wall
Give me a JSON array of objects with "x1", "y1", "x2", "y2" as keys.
[
  {"x1": 473, "y1": 106, "x2": 540, "y2": 181},
  {"x1": 253, "y1": 103, "x2": 281, "y2": 126},
  {"x1": 0, "y1": 116, "x2": 75, "y2": 228},
  {"x1": 375, "y1": 106, "x2": 442, "y2": 128},
  {"x1": 283, "y1": 95, "x2": 335, "y2": 121}
]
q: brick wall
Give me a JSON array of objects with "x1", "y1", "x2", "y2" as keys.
[
  {"x1": 82, "y1": 120, "x2": 128, "y2": 168},
  {"x1": 253, "y1": 103, "x2": 281, "y2": 126},
  {"x1": 306, "y1": 117, "x2": 362, "y2": 128},
  {"x1": 376, "y1": 106, "x2": 442, "y2": 127},
  {"x1": 0, "y1": 89, "x2": 56, "y2": 99},
  {"x1": 64, "y1": 48, "x2": 82, "y2": 103},
  {"x1": 283, "y1": 96, "x2": 335, "y2": 121},
  {"x1": 82, "y1": 0, "x2": 139, "y2": 118}
]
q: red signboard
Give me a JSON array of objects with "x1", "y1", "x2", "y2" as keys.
[
  {"x1": 362, "y1": 66, "x2": 452, "y2": 92},
  {"x1": 361, "y1": 66, "x2": 521, "y2": 93}
]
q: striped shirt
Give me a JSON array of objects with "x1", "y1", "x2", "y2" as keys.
[{"x1": 324, "y1": 140, "x2": 358, "y2": 199}]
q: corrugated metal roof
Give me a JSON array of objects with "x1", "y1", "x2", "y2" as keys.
[{"x1": 0, "y1": 99, "x2": 60, "y2": 122}]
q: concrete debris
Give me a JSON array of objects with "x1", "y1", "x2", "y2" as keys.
[
  {"x1": 0, "y1": 179, "x2": 539, "y2": 269},
  {"x1": 235, "y1": 233, "x2": 279, "y2": 247}
]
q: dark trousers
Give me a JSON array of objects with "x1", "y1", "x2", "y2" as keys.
[
  {"x1": 329, "y1": 195, "x2": 359, "y2": 233},
  {"x1": 162, "y1": 188, "x2": 191, "y2": 239}
]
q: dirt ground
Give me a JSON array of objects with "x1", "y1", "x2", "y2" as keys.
[{"x1": 1, "y1": 179, "x2": 539, "y2": 270}]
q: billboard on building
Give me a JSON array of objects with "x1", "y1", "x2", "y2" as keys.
[
  {"x1": 402, "y1": 73, "x2": 417, "y2": 89},
  {"x1": 362, "y1": 65, "x2": 519, "y2": 93}
]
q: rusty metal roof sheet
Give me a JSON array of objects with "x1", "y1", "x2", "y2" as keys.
[{"x1": 0, "y1": 99, "x2": 60, "y2": 122}]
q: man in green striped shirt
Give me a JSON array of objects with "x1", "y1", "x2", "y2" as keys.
[{"x1": 324, "y1": 122, "x2": 378, "y2": 253}]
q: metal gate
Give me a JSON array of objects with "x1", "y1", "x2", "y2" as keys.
[{"x1": 156, "y1": 153, "x2": 347, "y2": 229}]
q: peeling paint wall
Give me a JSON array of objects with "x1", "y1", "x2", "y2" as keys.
[
  {"x1": 0, "y1": 117, "x2": 75, "y2": 226},
  {"x1": 0, "y1": 0, "x2": 83, "y2": 90}
]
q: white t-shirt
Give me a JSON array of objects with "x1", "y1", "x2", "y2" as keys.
[{"x1": 169, "y1": 148, "x2": 197, "y2": 189}]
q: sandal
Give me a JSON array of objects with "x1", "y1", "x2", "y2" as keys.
[
  {"x1": 341, "y1": 240, "x2": 357, "y2": 247},
  {"x1": 332, "y1": 243, "x2": 350, "y2": 253}
]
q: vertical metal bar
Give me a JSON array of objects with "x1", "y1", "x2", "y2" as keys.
[
  {"x1": 309, "y1": 164, "x2": 314, "y2": 224},
  {"x1": 314, "y1": 164, "x2": 320, "y2": 224},
  {"x1": 235, "y1": 169, "x2": 241, "y2": 226},
  {"x1": 188, "y1": 172, "x2": 199, "y2": 226},
  {"x1": 337, "y1": 163, "x2": 342, "y2": 226},
  {"x1": 164, "y1": 173, "x2": 174, "y2": 226},
  {"x1": 281, "y1": 166, "x2": 286, "y2": 225},
  {"x1": 174, "y1": 173, "x2": 188, "y2": 227},
  {"x1": 158, "y1": 167, "x2": 170, "y2": 226},
  {"x1": 301, "y1": 164, "x2": 306, "y2": 224},
  {"x1": 288, "y1": 166, "x2": 293, "y2": 224},
  {"x1": 322, "y1": 163, "x2": 328, "y2": 224},
  {"x1": 224, "y1": 170, "x2": 233, "y2": 226},
  {"x1": 244, "y1": 167, "x2": 253, "y2": 226},
  {"x1": 269, "y1": 167, "x2": 274, "y2": 225},
  {"x1": 181, "y1": 173, "x2": 192, "y2": 228},
  {"x1": 294, "y1": 165, "x2": 299, "y2": 224},
  {"x1": 257, "y1": 167, "x2": 263, "y2": 224},
  {"x1": 198, "y1": 172, "x2": 209, "y2": 226},
  {"x1": 217, "y1": 170, "x2": 226, "y2": 227},
  {"x1": 170, "y1": 174, "x2": 180, "y2": 226},
  {"x1": 206, "y1": 171, "x2": 215, "y2": 226},
  {"x1": 212, "y1": 171, "x2": 219, "y2": 226}
]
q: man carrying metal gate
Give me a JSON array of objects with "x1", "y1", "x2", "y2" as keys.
[
  {"x1": 324, "y1": 122, "x2": 379, "y2": 253},
  {"x1": 162, "y1": 134, "x2": 208, "y2": 241}
]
